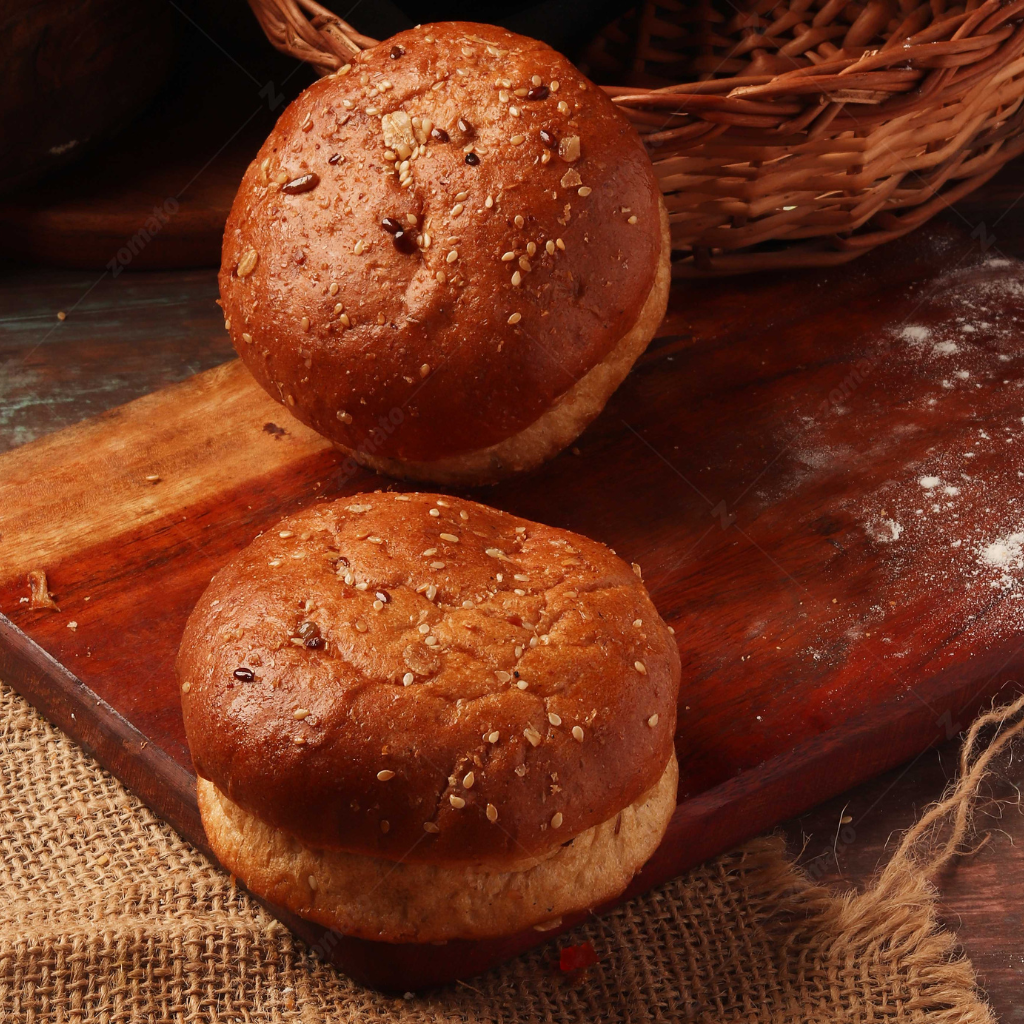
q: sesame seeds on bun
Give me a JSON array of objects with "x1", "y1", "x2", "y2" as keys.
[
  {"x1": 177, "y1": 492, "x2": 681, "y2": 940},
  {"x1": 219, "y1": 22, "x2": 670, "y2": 485}
]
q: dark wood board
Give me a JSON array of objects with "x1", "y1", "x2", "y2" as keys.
[{"x1": 3, "y1": 219, "x2": 1024, "y2": 990}]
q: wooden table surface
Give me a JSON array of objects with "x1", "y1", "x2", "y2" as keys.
[{"x1": 5, "y1": 173, "x2": 1024, "y2": 1010}]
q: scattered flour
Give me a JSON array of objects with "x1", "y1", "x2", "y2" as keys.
[
  {"x1": 901, "y1": 325, "x2": 932, "y2": 346},
  {"x1": 933, "y1": 340, "x2": 960, "y2": 355},
  {"x1": 919, "y1": 476, "x2": 941, "y2": 489},
  {"x1": 866, "y1": 518, "x2": 903, "y2": 543},
  {"x1": 980, "y1": 533, "x2": 1024, "y2": 569}
]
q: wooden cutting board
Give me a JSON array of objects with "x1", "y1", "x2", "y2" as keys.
[{"x1": 2, "y1": 221, "x2": 1023, "y2": 990}]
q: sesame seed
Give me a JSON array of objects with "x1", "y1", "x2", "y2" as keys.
[
  {"x1": 578, "y1": 186, "x2": 592, "y2": 197},
  {"x1": 418, "y1": 623, "x2": 431, "y2": 634},
  {"x1": 279, "y1": 530, "x2": 293, "y2": 538},
  {"x1": 422, "y1": 547, "x2": 438, "y2": 556},
  {"x1": 377, "y1": 769, "x2": 396, "y2": 781},
  {"x1": 462, "y1": 600, "x2": 474, "y2": 609},
  {"x1": 339, "y1": 313, "x2": 351, "y2": 326},
  {"x1": 510, "y1": 134, "x2": 525, "y2": 145},
  {"x1": 334, "y1": 303, "x2": 344, "y2": 314},
  {"x1": 425, "y1": 636, "x2": 438, "y2": 646},
  {"x1": 558, "y1": 100, "x2": 569, "y2": 114},
  {"x1": 329, "y1": 282, "x2": 339, "y2": 295},
  {"x1": 487, "y1": 731, "x2": 500, "y2": 743},
  {"x1": 545, "y1": 240, "x2": 556, "y2": 255},
  {"x1": 420, "y1": 363, "x2": 430, "y2": 378},
  {"x1": 516, "y1": 680, "x2": 529, "y2": 690},
  {"x1": 355, "y1": 620, "x2": 368, "y2": 632},
  {"x1": 430, "y1": 561, "x2": 445, "y2": 569},
  {"x1": 548, "y1": 712, "x2": 562, "y2": 726},
  {"x1": 464, "y1": 772, "x2": 475, "y2": 789},
  {"x1": 436, "y1": 270, "x2": 446, "y2": 283},
  {"x1": 293, "y1": 708, "x2": 310, "y2": 720},
  {"x1": 508, "y1": 312, "x2": 522, "y2": 324},
  {"x1": 551, "y1": 80, "x2": 560, "y2": 91},
  {"x1": 241, "y1": 332, "x2": 252, "y2": 344},
  {"x1": 237, "y1": 249, "x2": 259, "y2": 277},
  {"x1": 495, "y1": 670, "x2": 511, "y2": 682},
  {"x1": 449, "y1": 794, "x2": 466, "y2": 809},
  {"x1": 511, "y1": 271, "x2": 522, "y2": 286},
  {"x1": 337, "y1": 410, "x2": 353, "y2": 424},
  {"x1": 446, "y1": 249, "x2": 459, "y2": 263},
  {"x1": 485, "y1": 548, "x2": 504, "y2": 558},
  {"x1": 515, "y1": 87, "x2": 529, "y2": 97},
  {"x1": 509, "y1": 106, "x2": 520, "y2": 117},
  {"x1": 486, "y1": 803, "x2": 498, "y2": 822},
  {"x1": 460, "y1": 510, "x2": 469, "y2": 520},
  {"x1": 551, "y1": 812, "x2": 563, "y2": 828},
  {"x1": 524, "y1": 726, "x2": 542, "y2": 746},
  {"x1": 301, "y1": 316, "x2": 310, "y2": 332},
  {"x1": 514, "y1": 589, "x2": 526, "y2": 596},
  {"x1": 518, "y1": 256, "x2": 531, "y2": 271},
  {"x1": 648, "y1": 714, "x2": 660, "y2": 727},
  {"x1": 440, "y1": 533, "x2": 459, "y2": 543},
  {"x1": 354, "y1": 240, "x2": 365, "y2": 255},
  {"x1": 485, "y1": 195, "x2": 494, "y2": 208},
  {"x1": 380, "y1": 819, "x2": 390, "y2": 833},
  {"x1": 403, "y1": 672, "x2": 415, "y2": 685},
  {"x1": 526, "y1": 242, "x2": 537, "y2": 257},
  {"x1": 181, "y1": 681, "x2": 191, "y2": 694},
  {"x1": 308, "y1": 874, "x2": 318, "y2": 890},
  {"x1": 293, "y1": 736, "x2": 306, "y2": 745},
  {"x1": 514, "y1": 215, "x2": 525, "y2": 228},
  {"x1": 572, "y1": 725, "x2": 584, "y2": 742},
  {"x1": 501, "y1": 251, "x2": 515, "y2": 261},
  {"x1": 452, "y1": 203, "x2": 465, "y2": 216},
  {"x1": 268, "y1": 559, "x2": 282, "y2": 567},
  {"x1": 633, "y1": 618, "x2": 643, "y2": 627},
  {"x1": 635, "y1": 661, "x2": 647, "y2": 674},
  {"x1": 628, "y1": 215, "x2": 638, "y2": 225},
  {"x1": 424, "y1": 822, "x2": 440, "y2": 833},
  {"x1": 632, "y1": 563, "x2": 643, "y2": 578},
  {"x1": 373, "y1": 599, "x2": 384, "y2": 611},
  {"x1": 429, "y1": 508, "x2": 441, "y2": 517}
]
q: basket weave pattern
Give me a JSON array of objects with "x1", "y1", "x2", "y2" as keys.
[
  {"x1": 246, "y1": 0, "x2": 1024, "y2": 273},
  {"x1": 589, "y1": 0, "x2": 1024, "y2": 272}
]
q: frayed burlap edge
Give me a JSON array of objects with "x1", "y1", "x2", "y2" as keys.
[{"x1": 0, "y1": 678, "x2": 1013, "y2": 1023}]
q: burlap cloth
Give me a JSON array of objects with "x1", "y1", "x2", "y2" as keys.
[{"x1": 1, "y1": 678, "x2": 1014, "y2": 1023}]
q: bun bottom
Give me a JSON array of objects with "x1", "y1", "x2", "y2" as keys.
[
  {"x1": 198, "y1": 752, "x2": 678, "y2": 943},
  {"x1": 338, "y1": 198, "x2": 673, "y2": 486}
]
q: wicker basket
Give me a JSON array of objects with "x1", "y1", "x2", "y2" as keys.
[{"x1": 247, "y1": 0, "x2": 1024, "y2": 274}]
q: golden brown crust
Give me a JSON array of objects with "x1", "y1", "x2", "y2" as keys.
[
  {"x1": 219, "y1": 22, "x2": 665, "y2": 465},
  {"x1": 177, "y1": 492, "x2": 680, "y2": 865},
  {"x1": 198, "y1": 752, "x2": 677, "y2": 942},
  {"x1": 342, "y1": 199, "x2": 671, "y2": 485}
]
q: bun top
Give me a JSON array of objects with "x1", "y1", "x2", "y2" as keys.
[
  {"x1": 219, "y1": 22, "x2": 664, "y2": 463},
  {"x1": 177, "y1": 492, "x2": 680, "y2": 866}
]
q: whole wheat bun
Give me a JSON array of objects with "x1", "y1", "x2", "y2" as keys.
[
  {"x1": 219, "y1": 22, "x2": 670, "y2": 485},
  {"x1": 198, "y1": 752, "x2": 677, "y2": 942},
  {"x1": 177, "y1": 492, "x2": 680, "y2": 873}
]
